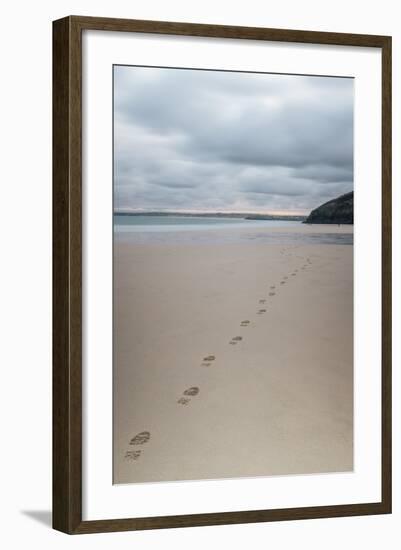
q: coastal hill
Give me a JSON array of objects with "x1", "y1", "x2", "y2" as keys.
[{"x1": 304, "y1": 191, "x2": 353, "y2": 224}]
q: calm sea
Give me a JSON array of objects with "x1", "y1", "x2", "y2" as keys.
[{"x1": 113, "y1": 215, "x2": 353, "y2": 245}]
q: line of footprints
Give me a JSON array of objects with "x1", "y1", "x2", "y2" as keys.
[{"x1": 124, "y1": 251, "x2": 313, "y2": 462}]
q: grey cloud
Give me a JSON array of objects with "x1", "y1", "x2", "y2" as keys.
[{"x1": 114, "y1": 65, "x2": 353, "y2": 213}]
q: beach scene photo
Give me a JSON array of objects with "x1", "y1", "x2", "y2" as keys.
[{"x1": 113, "y1": 65, "x2": 354, "y2": 484}]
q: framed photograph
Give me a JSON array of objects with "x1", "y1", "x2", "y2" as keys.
[{"x1": 53, "y1": 16, "x2": 392, "y2": 534}]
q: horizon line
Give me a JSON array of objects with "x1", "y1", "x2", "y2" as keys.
[{"x1": 113, "y1": 209, "x2": 309, "y2": 216}]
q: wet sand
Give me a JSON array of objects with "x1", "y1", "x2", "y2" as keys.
[{"x1": 113, "y1": 225, "x2": 353, "y2": 484}]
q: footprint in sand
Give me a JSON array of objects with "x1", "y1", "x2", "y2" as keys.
[
  {"x1": 201, "y1": 354, "x2": 216, "y2": 367},
  {"x1": 269, "y1": 292, "x2": 276, "y2": 296},
  {"x1": 241, "y1": 320, "x2": 250, "y2": 327},
  {"x1": 177, "y1": 397, "x2": 190, "y2": 405},
  {"x1": 230, "y1": 336, "x2": 243, "y2": 344},
  {"x1": 284, "y1": 276, "x2": 288, "y2": 280},
  {"x1": 270, "y1": 286, "x2": 276, "y2": 289},
  {"x1": 130, "y1": 431, "x2": 151, "y2": 446},
  {"x1": 178, "y1": 386, "x2": 200, "y2": 405},
  {"x1": 291, "y1": 273, "x2": 296, "y2": 277},
  {"x1": 125, "y1": 450, "x2": 142, "y2": 461},
  {"x1": 183, "y1": 386, "x2": 199, "y2": 396},
  {"x1": 259, "y1": 299, "x2": 266, "y2": 304},
  {"x1": 257, "y1": 309, "x2": 267, "y2": 314},
  {"x1": 280, "y1": 281, "x2": 286, "y2": 285}
]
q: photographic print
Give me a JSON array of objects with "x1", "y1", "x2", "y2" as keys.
[
  {"x1": 113, "y1": 65, "x2": 354, "y2": 485},
  {"x1": 53, "y1": 16, "x2": 391, "y2": 533}
]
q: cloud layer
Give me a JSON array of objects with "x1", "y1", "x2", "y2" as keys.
[{"x1": 114, "y1": 65, "x2": 353, "y2": 214}]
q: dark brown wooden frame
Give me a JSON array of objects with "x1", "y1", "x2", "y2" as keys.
[{"x1": 53, "y1": 15, "x2": 392, "y2": 534}]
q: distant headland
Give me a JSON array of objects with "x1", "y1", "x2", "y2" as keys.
[
  {"x1": 304, "y1": 192, "x2": 354, "y2": 224},
  {"x1": 114, "y1": 211, "x2": 307, "y2": 222}
]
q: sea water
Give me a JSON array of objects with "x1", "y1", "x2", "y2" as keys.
[{"x1": 113, "y1": 215, "x2": 353, "y2": 245}]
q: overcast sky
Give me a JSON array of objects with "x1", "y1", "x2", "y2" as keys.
[{"x1": 114, "y1": 65, "x2": 353, "y2": 214}]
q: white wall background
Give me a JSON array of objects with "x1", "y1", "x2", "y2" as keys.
[{"x1": 0, "y1": 0, "x2": 399, "y2": 547}]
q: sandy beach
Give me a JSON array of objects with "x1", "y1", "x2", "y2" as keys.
[{"x1": 113, "y1": 224, "x2": 353, "y2": 484}]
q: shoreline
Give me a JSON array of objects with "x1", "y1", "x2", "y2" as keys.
[
  {"x1": 114, "y1": 223, "x2": 354, "y2": 246},
  {"x1": 114, "y1": 222, "x2": 354, "y2": 234}
]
